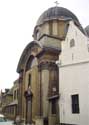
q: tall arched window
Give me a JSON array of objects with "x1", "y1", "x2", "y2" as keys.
[{"x1": 25, "y1": 56, "x2": 38, "y2": 89}]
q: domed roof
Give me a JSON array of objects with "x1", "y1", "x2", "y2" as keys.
[
  {"x1": 37, "y1": 7, "x2": 79, "y2": 25},
  {"x1": 36, "y1": 6, "x2": 85, "y2": 34},
  {"x1": 85, "y1": 25, "x2": 89, "y2": 37}
]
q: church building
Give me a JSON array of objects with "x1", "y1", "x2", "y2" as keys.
[{"x1": 16, "y1": 5, "x2": 89, "y2": 125}]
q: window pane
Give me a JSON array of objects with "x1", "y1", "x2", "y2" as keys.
[{"x1": 71, "y1": 94, "x2": 79, "y2": 113}]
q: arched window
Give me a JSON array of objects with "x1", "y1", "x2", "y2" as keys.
[
  {"x1": 25, "y1": 56, "x2": 38, "y2": 88},
  {"x1": 70, "y1": 39, "x2": 75, "y2": 47}
]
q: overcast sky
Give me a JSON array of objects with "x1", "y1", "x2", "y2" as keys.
[{"x1": 0, "y1": 0, "x2": 89, "y2": 91}]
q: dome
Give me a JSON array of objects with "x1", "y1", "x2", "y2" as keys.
[
  {"x1": 36, "y1": 6, "x2": 85, "y2": 34},
  {"x1": 85, "y1": 25, "x2": 89, "y2": 37},
  {"x1": 37, "y1": 7, "x2": 79, "y2": 25}
]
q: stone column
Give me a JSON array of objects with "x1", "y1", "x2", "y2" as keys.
[
  {"x1": 38, "y1": 61, "x2": 50, "y2": 119},
  {"x1": 16, "y1": 72, "x2": 23, "y2": 123},
  {"x1": 39, "y1": 61, "x2": 59, "y2": 125},
  {"x1": 24, "y1": 88, "x2": 33, "y2": 125}
]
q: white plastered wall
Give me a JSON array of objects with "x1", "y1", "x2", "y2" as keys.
[{"x1": 59, "y1": 21, "x2": 89, "y2": 125}]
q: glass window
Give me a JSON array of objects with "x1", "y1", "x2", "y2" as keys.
[{"x1": 71, "y1": 94, "x2": 80, "y2": 113}]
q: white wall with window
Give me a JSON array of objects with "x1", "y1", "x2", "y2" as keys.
[
  {"x1": 59, "y1": 21, "x2": 89, "y2": 66},
  {"x1": 58, "y1": 21, "x2": 89, "y2": 125}
]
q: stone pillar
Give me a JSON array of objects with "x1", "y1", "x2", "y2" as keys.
[
  {"x1": 16, "y1": 72, "x2": 23, "y2": 123},
  {"x1": 39, "y1": 61, "x2": 59, "y2": 125},
  {"x1": 38, "y1": 61, "x2": 50, "y2": 119},
  {"x1": 24, "y1": 88, "x2": 33, "y2": 124},
  {"x1": 38, "y1": 69, "x2": 42, "y2": 116}
]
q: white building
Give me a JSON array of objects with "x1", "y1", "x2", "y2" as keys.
[{"x1": 58, "y1": 20, "x2": 89, "y2": 125}]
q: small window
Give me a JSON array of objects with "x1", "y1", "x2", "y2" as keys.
[
  {"x1": 71, "y1": 94, "x2": 80, "y2": 113},
  {"x1": 51, "y1": 99, "x2": 56, "y2": 114},
  {"x1": 28, "y1": 74, "x2": 31, "y2": 87},
  {"x1": 70, "y1": 39, "x2": 75, "y2": 47}
]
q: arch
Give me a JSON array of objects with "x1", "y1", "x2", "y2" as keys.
[{"x1": 17, "y1": 41, "x2": 42, "y2": 73}]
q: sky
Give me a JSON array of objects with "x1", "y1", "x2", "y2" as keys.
[{"x1": 0, "y1": 0, "x2": 89, "y2": 91}]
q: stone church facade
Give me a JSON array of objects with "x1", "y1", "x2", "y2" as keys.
[
  {"x1": 17, "y1": 6, "x2": 64, "y2": 125},
  {"x1": 16, "y1": 6, "x2": 89, "y2": 125}
]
